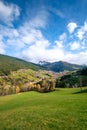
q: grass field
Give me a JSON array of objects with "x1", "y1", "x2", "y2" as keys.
[{"x1": 0, "y1": 88, "x2": 87, "y2": 130}]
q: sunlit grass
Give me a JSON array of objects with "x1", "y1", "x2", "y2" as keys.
[{"x1": 0, "y1": 87, "x2": 87, "y2": 130}]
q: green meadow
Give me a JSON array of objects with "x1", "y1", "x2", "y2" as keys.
[{"x1": 0, "y1": 88, "x2": 87, "y2": 130}]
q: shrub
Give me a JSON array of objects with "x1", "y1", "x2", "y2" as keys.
[
  {"x1": 16, "y1": 86, "x2": 20, "y2": 93},
  {"x1": 38, "y1": 79, "x2": 55, "y2": 92}
]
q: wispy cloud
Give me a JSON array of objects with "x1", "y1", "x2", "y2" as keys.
[
  {"x1": 0, "y1": 1, "x2": 20, "y2": 26},
  {"x1": 49, "y1": 7, "x2": 65, "y2": 18},
  {"x1": 28, "y1": 9, "x2": 49, "y2": 28}
]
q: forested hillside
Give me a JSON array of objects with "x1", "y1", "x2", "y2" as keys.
[{"x1": 40, "y1": 61, "x2": 84, "y2": 72}]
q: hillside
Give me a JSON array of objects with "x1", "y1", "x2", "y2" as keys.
[
  {"x1": 40, "y1": 61, "x2": 84, "y2": 72},
  {"x1": 56, "y1": 67, "x2": 87, "y2": 88},
  {"x1": 0, "y1": 54, "x2": 42, "y2": 75}
]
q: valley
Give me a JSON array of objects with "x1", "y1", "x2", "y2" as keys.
[{"x1": 0, "y1": 54, "x2": 87, "y2": 96}]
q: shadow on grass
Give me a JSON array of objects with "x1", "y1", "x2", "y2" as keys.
[
  {"x1": 55, "y1": 88, "x2": 61, "y2": 91},
  {"x1": 73, "y1": 89, "x2": 87, "y2": 94}
]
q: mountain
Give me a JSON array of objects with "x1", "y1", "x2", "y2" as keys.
[
  {"x1": 39, "y1": 61, "x2": 84, "y2": 72},
  {"x1": 39, "y1": 61, "x2": 50, "y2": 65},
  {"x1": 0, "y1": 54, "x2": 85, "y2": 75},
  {"x1": 0, "y1": 54, "x2": 42, "y2": 75}
]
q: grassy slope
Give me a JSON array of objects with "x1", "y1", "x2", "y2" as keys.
[
  {"x1": 0, "y1": 54, "x2": 42, "y2": 75},
  {"x1": 0, "y1": 88, "x2": 87, "y2": 130}
]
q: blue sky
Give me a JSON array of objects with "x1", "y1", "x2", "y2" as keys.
[{"x1": 0, "y1": 0, "x2": 87, "y2": 64}]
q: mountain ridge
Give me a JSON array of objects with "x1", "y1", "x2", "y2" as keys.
[
  {"x1": 0, "y1": 54, "x2": 85, "y2": 75},
  {"x1": 39, "y1": 60, "x2": 85, "y2": 72}
]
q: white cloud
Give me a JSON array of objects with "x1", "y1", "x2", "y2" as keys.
[
  {"x1": 0, "y1": 43, "x2": 5, "y2": 54},
  {"x1": 83, "y1": 22, "x2": 87, "y2": 31},
  {"x1": 70, "y1": 42, "x2": 80, "y2": 50},
  {"x1": 55, "y1": 41, "x2": 63, "y2": 48},
  {"x1": 0, "y1": 1, "x2": 20, "y2": 26},
  {"x1": 0, "y1": 36, "x2": 5, "y2": 54},
  {"x1": 54, "y1": 33, "x2": 66, "y2": 49},
  {"x1": 76, "y1": 22, "x2": 87, "y2": 40},
  {"x1": 22, "y1": 44, "x2": 64, "y2": 63},
  {"x1": 76, "y1": 30, "x2": 84, "y2": 40},
  {"x1": 21, "y1": 40, "x2": 87, "y2": 65},
  {"x1": 65, "y1": 51, "x2": 87, "y2": 65},
  {"x1": 18, "y1": 9, "x2": 48, "y2": 45},
  {"x1": 19, "y1": 17, "x2": 65, "y2": 63},
  {"x1": 67, "y1": 22, "x2": 77, "y2": 34},
  {"x1": 59, "y1": 33, "x2": 67, "y2": 41},
  {"x1": 20, "y1": 29, "x2": 45, "y2": 45}
]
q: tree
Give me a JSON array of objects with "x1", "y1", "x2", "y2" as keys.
[
  {"x1": 79, "y1": 76, "x2": 82, "y2": 91},
  {"x1": 55, "y1": 79, "x2": 66, "y2": 88},
  {"x1": 16, "y1": 86, "x2": 20, "y2": 93}
]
